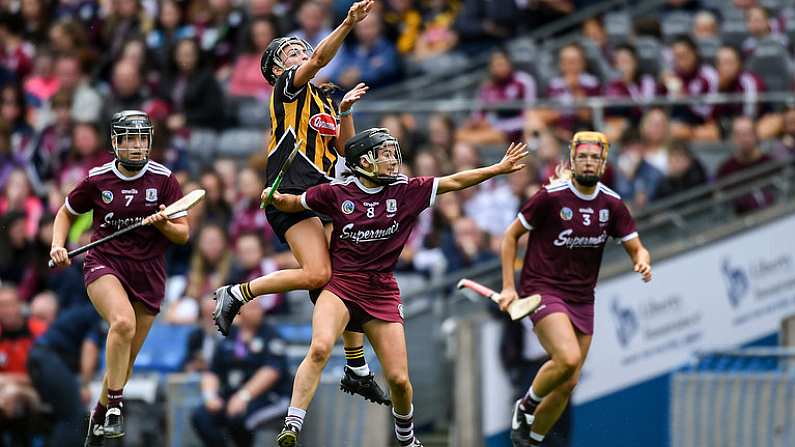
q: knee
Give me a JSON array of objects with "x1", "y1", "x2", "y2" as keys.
[
  {"x1": 558, "y1": 374, "x2": 581, "y2": 397},
  {"x1": 308, "y1": 339, "x2": 333, "y2": 365},
  {"x1": 554, "y1": 350, "x2": 581, "y2": 379},
  {"x1": 109, "y1": 315, "x2": 136, "y2": 341},
  {"x1": 304, "y1": 265, "x2": 331, "y2": 290},
  {"x1": 385, "y1": 372, "x2": 411, "y2": 394}
]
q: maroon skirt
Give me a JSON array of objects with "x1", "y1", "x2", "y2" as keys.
[
  {"x1": 83, "y1": 251, "x2": 166, "y2": 314},
  {"x1": 324, "y1": 271, "x2": 403, "y2": 332}
]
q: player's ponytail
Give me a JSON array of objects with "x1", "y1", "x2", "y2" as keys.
[{"x1": 318, "y1": 82, "x2": 341, "y2": 95}]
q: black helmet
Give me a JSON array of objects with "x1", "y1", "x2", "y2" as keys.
[
  {"x1": 344, "y1": 128, "x2": 402, "y2": 185},
  {"x1": 260, "y1": 36, "x2": 314, "y2": 85},
  {"x1": 110, "y1": 110, "x2": 153, "y2": 171}
]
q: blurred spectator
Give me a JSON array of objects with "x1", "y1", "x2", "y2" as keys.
[
  {"x1": 47, "y1": 18, "x2": 91, "y2": 56},
  {"x1": 229, "y1": 167, "x2": 275, "y2": 243},
  {"x1": 0, "y1": 212, "x2": 36, "y2": 290},
  {"x1": 53, "y1": 52, "x2": 103, "y2": 124},
  {"x1": 229, "y1": 232, "x2": 286, "y2": 314},
  {"x1": 463, "y1": 177, "x2": 520, "y2": 237},
  {"x1": 654, "y1": 139, "x2": 708, "y2": 200},
  {"x1": 455, "y1": 0, "x2": 517, "y2": 51},
  {"x1": 383, "y1": 0, "x2": 423, "y2": 55},
  {"x1": 184, "y1": 297, "x2": 222, "y2": 373},
  {"x1": 457, "y1": 48, "x2": 536, "y2": 145},
  {"x1": 328, "y1": 12, "x2": 400, "y2": 89},
  {"x1": 442, "y1": 217, "x2": 497, "y2": 272},
  {"x1": 227, "y1": 16, "x2": 278, "y2": 99},
  {"x1": 203, "y1": 0, "x2": 247, "y2": 70},
  {"x1": 742, "y1": 5, "x2": 788, "y2": 56},
  {"x1": 30, "y1": 90, "x2": 73, "y2": 186},
  {"x1": 582, "y1": 17, "x2": 611, "y2": 59},
  {"x1": 537, "y1": 42, "x2": 601, "y2": 139},
  {"x1": 772, "y1": 107, "x2": 795, "y2": 160},
  {"x1": 604, "y1": 43, "x2": 658, "y2": 141},
  {"x1": 290, "y1": 0, "x2": 332, "y2": 49},
  {"x1": 29, "y1": 291, "x2": 58, "y2": 326},
  {"x1": 98, "y1": 0, "x2": 149, "y2": 78},
  {"x1": 199, "y1": 169, "x2": 233, "y2": 225},
  {"x1": 57, "y1": 121, "x2": 113, "y2": 188},
  {"x1": 192, "y1": 301, "x2": 290, "y2": 447},
  {"x1": 423, "y1": 113, "x2": 456, "y2": 170},
  {"x1": 660, "y1": 35, "x2": 719, "y2": 140},
  {"x1": 19, "y1": 0, "x2": 52, "y2": 46},
  {"x1": 27, "y1": 304, "x2": 103, "y2": 447},
  {"x1": 100, "y1": 58, "x2": 151, "y2": 124},
  {"x1": 523, "y1": 0, "x2": 574, "y2": 33},
  {"x1": 692, "y1": 10, "x2": 719, "y2": 40},
  {"x1": 0, "y1": 13, "x2": 34, "y2": 81},
  {"x1": 162, "y1": 38, "x2": 226, "y2": 131},
  {"x1": 0, "y1": 168, "x2": 44, "y2": 239},
  {"x1": 185, "y1": 223, "x2": 232, "y2": 301},
  {"x1": 147, "y1": 0, "x2": 195, "y2": 74},
  {"x1": 615, "y1": 129, "x2": 664, "y2": 209},
  {"x1": 717, "y1": 116, "x2": 776, "y2": 215},
  {"x1": 0, "y1": 285, "x2": 46, "y2": 444},
  {"x1": 1, "y1": 82, "x2": 35, "y2": 159},
  {"x1": 23, "y1": 47, "x2": 58, "y2": 112},
  {"x1": 713, "y1": 45, "x2": 781, "y2": 139},
  {"x1": 640, "y1": 108, "x2": 671, "y2": 173},
  {"x1": 411, "y1": 0, "x2": 460, "y2": 62}
]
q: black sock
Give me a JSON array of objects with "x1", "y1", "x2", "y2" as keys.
[
  {"x1": 93, "y1": 402, "x2": 106, "y2": 421},
  {"x1": 345, "y1": 346, "x2": 366, "y2": 368},
  {"x1": 240, "y1": 281, "x2": 254, "y2": 302},
  {"x1": 519, "y1": 386, "x2": 543, "y2": 414}
]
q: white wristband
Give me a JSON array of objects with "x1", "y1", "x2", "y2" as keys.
[
  {"x1": 202, "y1": 390, "x2": 219, "y2": 403},
  {"x1": 237, "y1": 389, "x2": 252, "y2": 402}
]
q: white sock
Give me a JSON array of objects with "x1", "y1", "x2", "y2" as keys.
[
  {"x1": 528, "y1": 386, "x2": 543, "y2": 403},
  {"x1": 285, "y1": 407, "x2": 306, "y2": 431},
  {"x1": 529, "y1": 430, "x2": 545, "y2": 444},
  {"x1": 348, "y1": 364, "x2": 371, "y2": 377},
  {"x1": 230, "y1": 284, "x2": 246, "y2": 303}
]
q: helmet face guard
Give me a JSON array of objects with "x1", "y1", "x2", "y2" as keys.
[
  {"x1": 261, "y1": 37, "x2": 314, "y2": 85},
  {"x1": 110, "y1": 110, "x2": 153, "y2": 171},
  {"x1": 345, "y1": 128, "x2": 402, "y2": 186},
  {"x1": 569, "y1": 131, "x2": 609, "y2": 186}
]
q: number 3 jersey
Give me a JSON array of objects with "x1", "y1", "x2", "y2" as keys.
[
  {"x1": 302, "y1": 175, "x2": 439, "y2": 273},
  {"x1": 65, "y1": 161, "x2": 185, "y2": 261},
  {"x1": 517, "y1": 180, "x2": 638, "y2": 303}
]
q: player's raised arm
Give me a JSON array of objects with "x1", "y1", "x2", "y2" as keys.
[
  {"x1": 294, "y1": 0, "x2": 374, "y2": 87},
  {"x1": 437, "y1": 142, "x2": 528, "y2": 194},
  {"x1": 336, "y1": 83, "x2": 370, "y2": 155},
  {"x1": 261, "y1": 187, "x2": 305, "y2": 213},
  {"x1": 623, "y1": 237, "x2": 652, "y2": 282}
]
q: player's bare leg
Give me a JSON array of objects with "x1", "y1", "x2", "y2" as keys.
[
  {"x1": 87, "y1": 275, "x2": 137, "y2": 439},
  {"x1": 364, "y1": 320, "x2": 422, "y2": 447},
  {"x1": 278, "y1": 291, "x2": 349, "y2": 447},
  {"x1": 529, "y1": 334, "x2": 592, "y2": 445}
]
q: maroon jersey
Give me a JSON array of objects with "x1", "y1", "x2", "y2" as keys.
[
  {"x1": 545, "y1": 73, "x2": 601, "y2": 131},
  {"x1": 517, "y1": 180, "x2": 637, "y2": 303},
  {"x1": 661, "y1": 64, "x2": 718, "y2": 121},
  {"x1": 714, "y1": 72, "x2": 766, "y2": 120},
  {"x1": 65, "y1": 160, "x2": 185, "y2": 261},
  {"x1": 302, "y1": 175, "x2": 439, "y2": 273},
  {"x1": 474, "y1": 71, "x2": 537, "y2": 138}
]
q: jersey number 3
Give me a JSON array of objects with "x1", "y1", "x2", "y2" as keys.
[{"x1": 583, "y1": 214, "x2": 591, "y2": 226}]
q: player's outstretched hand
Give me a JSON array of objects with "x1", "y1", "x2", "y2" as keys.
[
  {"x1": 143, "y1": 204, "x2": 168, "y2": 226},
  {"x1": 634, "y1": 261, "x2": 652, "y2": 282},
  {"x1": 346, "y1": 0, "x2": 374, "y2": 24},
  {"x1": 340, "y1": 83, "x2": 369, "y2": 113},
  {"x1": 494, "y1": 142, "x2": 528, "y2": 174},
  {"x1": 49, "y1": 246, "x2": 70, "y2": 267},
  {"x1": 498, "y1": 287, "x2": 519, "y2": 312}
]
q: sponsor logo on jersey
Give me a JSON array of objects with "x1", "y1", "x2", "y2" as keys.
[
  {"x1": 560, "y1": 207, "x2": 573, "y2": 221},
  {"x1": 579, "y1": 207, "x2": 593, "y2": 214},
  {"x1": 340, "y1": 220, "x2": 400, "y2": 243},
  {"x1": 146, "y1": 188, "x2": 158, "y2": 202},
  {"x1": 386, "y1": 199, "x2": 397, "y2": 213},
  {"x1": 100, "y1": 212, "x2": 145, "y2": 230},
  {"x1": 101, "y1": 190, "x2": 113, "y2": 204},
  {"x1": 308, "y1": 113, "x2": 338, "y2": 137},
  {"x1": 553, "y1": 229, "x2": 608, "y2": 249},
  {"x1": 121, "y1": 189, "x2": 138, "y2": 195},
  {"x1": 599, "y1": 209, "x2": 609, "y2": 222},
  {"x1": 342, "y1": 200, "x2": 355, "y2": 214}
]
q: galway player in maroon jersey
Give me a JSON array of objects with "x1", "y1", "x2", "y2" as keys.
[
  {"x1": 49, "y1": 111, "x2": 190, "y2": 446},
  {"x1": 499, "y1": 131, "x2": 652, "y2": 447},
  {"x1": 263, "y1": 128, "x2": 527, "y2": 447}
]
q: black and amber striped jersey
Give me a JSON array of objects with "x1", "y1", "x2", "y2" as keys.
[{"x1": 267, "y1": 66, "x2": 339, "y2": 194}]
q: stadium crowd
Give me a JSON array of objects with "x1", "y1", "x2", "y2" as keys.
[{"x1": 2, "y1": 0, "x2": 795, "y2": 445}]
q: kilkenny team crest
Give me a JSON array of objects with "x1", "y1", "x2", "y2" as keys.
[
  {"x1": 342, "y1": 200, "x2": 355, "y2": 215},
  {"x1": 101, "y1": 190, "x2": 113, "y2": 204},
  {"x1": 560, "y1": 207, "x2": 573, "y2": 221}
]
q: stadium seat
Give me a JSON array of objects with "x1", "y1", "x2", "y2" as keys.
[
  {"x1": 133, "y1": 323, "x2": 194, "y2": 374},
  {"x1": 747, "y1": 38, "x2": 794, "y2": 92},
  {"x1": 187, "y1": 129, "x2": 219, "y2": 165},
  {"x1": 579, "y1": 38, "x2": 615, "y2": 82},
  {"x1": 216, "y1": 128, "x2": 265, "y2": 158},
  {"x1": 232, "y1": 96, "x2": 270, "y2": 128},
  {"x1": 696, "y1": 36, "x2": 721, "y2": 61},
  {"x1": 633, "y1": 36, "x2": 664, "y2": 77},
  {"x1": 721, "y1": 19, "x2": 750, "y2": 48},
  {"x1": 604, "y1": 12, "x2": 632, "y2": 45},
  {"x1": 661, "y1": 12, "x2": 693, "y2": 42}
]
